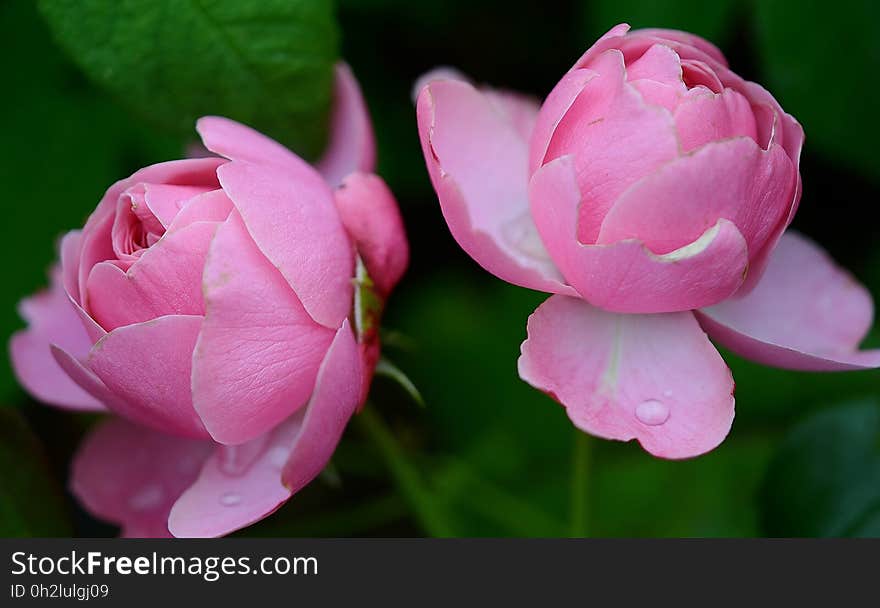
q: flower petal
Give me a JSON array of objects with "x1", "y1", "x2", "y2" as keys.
[
  {"x1": 697, "y1": 232, "x2": 880, "y2": 371},
  {"x1": 519, "y1": 295, "x2": 735, "y2": 458},
  {"x1": 196, "y1": 116, "x2": 305, "y2": 172},
  {"x1": 529, "y1": 155, "x2": 748, "y2": 313},
  {"x1": 88, "y1": 315, "x2": 209, "y2": 438},
  {"x1": 71, "y1": 418, "x2": 212, "y2": 538},
  {"x1": 334, "y1": 172, "x2": 408, "y2": 295},
  {"x1": 217, "y1": 160, "x2": 354, "y2": 328},
  {"x1": 192, "y1": 211, "x2": 335, "y2": 445},
  {"x1": 10, "y1": 267, "x2": 103, "y2": 411},
  {"x1": 543, "y1": 50, "x2": 680, "y2": 243},
  {"x1": 86, "y1": 221, "x2": 218, "y2": 331},
  {"x1": 170, "y1": 320, "x2": 362, "y2": 537},
  {"x1": 598, "y1": 138, "x2": 795, "y2": 256},
  {"x1": 417, "y1": 79, "x2": 574, "y2": 295},
  {"x1": 316, "y1": 62, "x2": 376, "y2": 187},
  {"x1": 282, "y1": 319, "x2": 364, "y2": 493}
]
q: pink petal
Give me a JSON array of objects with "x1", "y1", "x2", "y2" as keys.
[
  {"x1": 196, "y1": 116, "x2": 306, "y2": 172},
  {"x1": 484, "y1": 90, "x2": 540, "y2": 143},
  {"x1": 529, "y1": 155, "x2": 749, "y2": 313},
  {"x1": 519, "y1": 295, "x2": 735, "y2": 458},
  {"x1": 697, "y1": 232, "x2": 880, "y2": 371},
  {"x1": 598, "y1": 138, "x2": 795, "y2": 256},
  {"x1": 71, "y1": 418, "x2": 212, "y2": 538},
  {"x1": 544, "y1": 50, "x2": 680, "y2": 243},
  {"x1": 86, "y1": 221, "x2": 218, "y2": 331},
  {"x1": 77, "y1": 158, "x2": 225, "y2": 309},
  {"x1": 417, "y1": 79, "x2": 574, "y2": 295},
  {"x1": 673, "y1": 88, "x2": 758, "y2": 152},
  {"x1": 570, "y1": 23, "x2": 632, "y2": 71},
  {"x1": 316, "y1": 62, "x2": 377, "y2": 187},
  {"x1": 529, "y1": 68, "x2": 597, "y2": 173},
  {"x1": 282, "y1": 319, "x2": 364, "y2": 493},
  {"x1": 141, "y1": 183, "x2": 214, "y2": 228},
  {"x1": 169, "y1": 321, "x2": 363, "y2": 537},
  {"x1": 10, "y1": 267, "x2": 104, "y2": 411},
  {"x1": 633, "y1": 28, "x2": 729, "y2": 67},
  {"x1": 60, "y1": 230, "x2": 83, "y2": 303},
  {"x1": 88, "y1": 315, "x2": 209, "y2": 438},
  {"x1": 217, "y1": 160, "x2": 354, "y2": 328},
  {"x1": 626, "y1": 43, "x2": 684, "y2": 84},
  {"x1": 192, "y1": 211, "x2": 335, "y2": 445},
  {"x1": 166, "y1": 189, "x2": 233, "y2": 231},
  {"x1": 334, "y1": 172, "x2": 408, "y2": 295}
]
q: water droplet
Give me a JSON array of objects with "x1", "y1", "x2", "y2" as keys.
[
  {"x1": 220, "y1": 492, "x2": 241, "y2": 507},
  {"x1": 129, "y1": 485, "x2": 163, "y2": 511},
  {"x1": 635, "y1": 399, "x2": 670, "y2": 426}
]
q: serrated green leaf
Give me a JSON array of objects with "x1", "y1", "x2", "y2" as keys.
[
  {"x1": 0, "y1": 408, "x2": 72, "y2": 536},
  {"x1": 38, "y1": 0, "x2": 339, "y2": 158},
  {"x1": 760, "y1": 401, "x2": 880, "y2": 537}
]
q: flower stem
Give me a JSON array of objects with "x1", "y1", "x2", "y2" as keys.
[
  {"x1": 356, "y1": 406, "x2": 454, "y2": 537},
  {"x1": 569, "y1": 431, "x2": 591, "y2": 537}
]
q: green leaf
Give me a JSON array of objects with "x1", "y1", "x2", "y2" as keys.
[
  {"x1": 0, "y1": 408, "x2": 72, "y2": 536},
  {"x1": 760, "y1": 401, "x2": 880, "y2": 537},
  {"x1": 582, "y1": 0, "x2": 737, "y2": 46},
  {"x1": 753, "y1": 0, "x2": 880, "y2": 180},
  {"x1": 0, "y1": 0, "x2": 178, "y2": 403},
  {"x1": 38, "y1": 0, "x2": 339, "y2": 158}
]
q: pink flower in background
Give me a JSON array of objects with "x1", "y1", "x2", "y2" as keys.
[
  {"x1": 416, "y1": 24, "x2": 880, "y2": 458},
  {"x1": 10, "y1": 63, "x2": 408, "y2": 537}
]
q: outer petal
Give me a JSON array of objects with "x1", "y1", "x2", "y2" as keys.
[
  {"x1": 192, "y1": 211, "x2": 335, "y2": 445},
  {"x1": 170, "y1": 321, "x2": 363, "y2": 537},
  {"x1": 196, "y1": 116, "x2": 305, "y2": 172},
  {"x1": 86, "y1": 221, "x2": 218, "y2": 331},
  {"x1": 529, "y1": 156, "x2": 748, "y2": 313},
  {"x1": 519, "y1": 295, "x2": 735, "y2": 458},
  {"x1": 71, "y1": 418, "x2": 212, "y2": 538},
  {"x1": 417, "y1": 79, "x2": 574, "y2": 295},
  {"x1": 597, "y1": 138, "x2": 795, "y2": 256},
  {"x1": 316, "y1": 62, "x2": 377, "y2": 187},
  {"x1": 88, "y1": 315, "x2": 209, "y2": 438},
  {"x1": 217, "y1": 160, "x2": 354, "y2": 329},
  {"x1": 697, "y1": 232, "x2": 880, "y2": 371},
  {"x1": 334, "y1": 172, "x2": 408, "y2": 295},
  {"x1": 10, "y1": 267, "x2": 104, "y2": 411}
]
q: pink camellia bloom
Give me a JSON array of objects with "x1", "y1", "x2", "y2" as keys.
[
  {"x1": 10, "y1": 63, "x2": 408, "y2": 537},
  {"x1": 416, "y1": 24, "x2": 880, "y2": 458}
]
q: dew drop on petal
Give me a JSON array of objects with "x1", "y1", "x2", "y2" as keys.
[
  {"x1": 267, "y1": 446, "x2": 289, "y2": 470},
  {"x1": 635, "y1": 399, "x2": 670, "y2": 426}
]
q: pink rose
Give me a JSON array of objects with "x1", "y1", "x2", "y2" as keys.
[
  {"x1": 416, "y1": 25, "x2": 880, "y2": 458},
  {"x1": 10, "y1": 63, "x2": 408, "y2": 537}
]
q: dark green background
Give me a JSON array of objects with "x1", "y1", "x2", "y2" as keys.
[{"x1": 2, "y1": 0, "x2": 879, "y2": 537}]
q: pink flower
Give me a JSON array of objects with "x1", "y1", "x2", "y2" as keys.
[
  {"x1": 416, "y1": 24, "x2": 880, "y2": 458},
  {"x1": 10, "y1": 63, "x2": 408, "y2": 537}
]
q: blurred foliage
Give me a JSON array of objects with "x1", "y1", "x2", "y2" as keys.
[
  {"x1": 2, "y1": 0, "x2": 880, "y2": 538},
  {"x1": 753, "y1": 0, "x2": 880, "y2": 182},
  {"x1": 39, "y1": 0, "x2": 338, "y2": 159},
  {"x1": 0, "y1": 408, "x2": 72, "y2": 536},
  {"x1": 761, "y1": 402, "x2": 880, "y2": 537},
  {"x1": 583, "y1": 0, "x2": 738, "y2": 45}
]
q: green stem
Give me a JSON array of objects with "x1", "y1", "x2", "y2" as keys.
[
  {"x1": 356, "y1": 407, "x2": 454, "y2": 537},
  {"x1": 570, "y1": 431, "x2": 591, "y2": 537}
]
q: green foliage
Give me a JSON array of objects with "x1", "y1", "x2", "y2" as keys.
[
  {"x1": 760, "y1": 401, "x2": 880, "y2": 537},
  {"x1": 753, "y1": 0, "x2": 880, "y2": 181},
  {"x1": 38, "y1": 0, "x2": 339, "y2": 158},
  {"x1": 0, "y1": 0, "x2": 179, "y2": 402},
  {"x1": 0, "y1": 409, "x2": 72, "y2": 536},
  {"x1": 583, "y1": 0, "x2": 737, "y2": 45}
]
